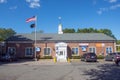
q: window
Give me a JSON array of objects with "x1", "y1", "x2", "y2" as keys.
[
  {"x1": 44, "y1": 47, "x2": 51, "y2": 56},
  {"x1": 25, "y1": 47, "x2": 33, "y2": 56},
  {"x1": 89, "y1": 47, "x2": 96, "y2": 53},
  {"x1": 106, "y1": 46, "x2": 112, "y2": 54},
  {"x1": 8, "y1": 47, "x2": 16, "y2": 55},
  {"x1": 72, "y1": 47, "x2": 79, "y2": 55}
]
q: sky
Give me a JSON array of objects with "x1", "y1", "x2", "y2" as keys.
[{"x1": 0, "y1": 0, "x2": 120, "y2": 39}]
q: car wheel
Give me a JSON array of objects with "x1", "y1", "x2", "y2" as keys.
[{"x1": 85, "y1": 59, "x2": 87, "y2": 62}]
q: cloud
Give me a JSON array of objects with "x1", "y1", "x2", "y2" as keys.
[
  {"x1": 97, "y1": 8, "x2": 108, "y2": 15},
  {"x1": 9, "y1": 6, "x2": 17, "y2": 10},
  {"x1": 97, "y1": 4, "x2": 120, "y2": 15},
  {"x1": 104, "y1": 0, "x2": 117, "y2": 3},
  {"x1": 0, "y1": 0, "x2": 7, "y2": 3},
  {"x1": 26, "y1": 0, "x2": 40, "y2": 8},
  {"x1": 110, "y1": 4, "x2": 120, "y2": 9}
]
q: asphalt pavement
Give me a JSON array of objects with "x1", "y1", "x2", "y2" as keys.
[{"x1": 0, "y1": 59, "x2": 120, "y2": 80}]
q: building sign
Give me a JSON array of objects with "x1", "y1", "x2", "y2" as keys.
[
  {"x1": 96, "y1": 43, "x2": 105, "y2": 47},
  {"x1": 79, "y1": 43, "x2": 89, "y2": 46},
  {"x1": 36, "y1": 47, "x2": 40, "y2": 52},
  {"x1": 81, "y1": 46, "x2": 87, "y2": 52},
  {"x1": 79, "y1": 43, "x2": 88, "y2": 52}
]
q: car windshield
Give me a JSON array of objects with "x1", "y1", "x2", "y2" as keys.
[{"x1": 117, "y1": 52, "x2": 120, "y2": 55}]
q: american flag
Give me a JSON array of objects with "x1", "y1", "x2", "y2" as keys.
[{"x1": 26, "y1": 16, "x2": 36, "y2": 22}]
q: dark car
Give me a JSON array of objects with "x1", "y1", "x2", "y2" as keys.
[
  {"x1": 81, "y1": 52, "x2": 97, "y2": 62},
  {"x1": 114, "y1": 54, "x2": 120, "y2": 66},
  {"x1": 105, "y1": 52, "x2": 120, "y2": 61},
  {"x1": 0, "y1": 53, "x2": 17, "y2": 62}
]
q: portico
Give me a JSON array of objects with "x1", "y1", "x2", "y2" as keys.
[{"x1": 55, "y1": 42, "x2": 67, "y2": 62}]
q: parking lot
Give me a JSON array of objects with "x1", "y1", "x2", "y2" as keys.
[{"x1": 0, "y1": 60, "x2": 120, "y2": 80}]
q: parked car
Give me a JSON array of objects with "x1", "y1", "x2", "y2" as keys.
[
  {"x1": 81, "y1": 52, "x2": 97, "y2": 62},
  {"x1": 114, "y1": 54, "x2": 120, "y2": 66},
  {"x1": 0, "y1": 53, "x2": 17, "y2": 62},
  {"x1": 105, "y1": 52, "x2": 120, "y2": 61}
]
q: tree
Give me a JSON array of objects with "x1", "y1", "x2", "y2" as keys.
[
  {"x1": 63, "y1": 28, "x2": 75, "y2": 33},
  {"x1": 98, "y1": 29, "x2": 116, "y2": 40},
  {"x1": 63, "y1": 27, "x2": 116, "y2": 40},
  {"x1": 0, "y1": 28, "x2": 16, "y2": 41},
  {"x1": 116, "y1": 40, "x2": 120, "y2": 44}
]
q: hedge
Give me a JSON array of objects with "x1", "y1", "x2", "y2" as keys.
[
  {"x1": 71, "y1": 56, "x2": 81, "y2": 59},
  {"x1": 97, "y1": 55, "x2": 104, "y2": 59}
]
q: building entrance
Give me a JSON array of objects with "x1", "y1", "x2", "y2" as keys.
[{"x1": 55, "y1": 42, "x2": 67, "y2": 62}]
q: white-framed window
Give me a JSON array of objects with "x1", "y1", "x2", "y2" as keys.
[
  {"x1": 89, "y1": 47, "x2": 96, "y2": 53},
  {"x1": 8, "y1": 47, "x2": 16, "y2": 55},
  {"x1": 72, "y1": 47, "x2": 79, "y2": 55},
  {"x1": 25, "y1": 47, "x2": 33, "y2": 56},
  {"x1": 44, "y1": 47, "x2": 51, "y2": 56},
  {"x1": 106, "y1": 46, "x2": 112, "y2": 54}
]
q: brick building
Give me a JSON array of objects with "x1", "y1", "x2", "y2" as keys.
[
  {"x1": 5, "y1": 32, "x2": 116, "y2": 62},
  {"x1": 0, "y1": 23, "x2": 116, "y2": 62}
]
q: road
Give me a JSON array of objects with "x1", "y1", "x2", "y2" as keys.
[{"x1": 0, "y1": 60, "x2": 120, "y2": 80}]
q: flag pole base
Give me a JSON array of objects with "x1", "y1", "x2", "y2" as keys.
[{"x1": 33, "y1": 58, "x2": 37, "y2": 61}]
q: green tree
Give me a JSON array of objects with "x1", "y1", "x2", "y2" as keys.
[
  {"x1": 116, "y1": 40, "x2": 120, "y2": 44},
  {"x1": 98, "y1": 29, "x2": 116, "y2": 40},
  {"x1": 63, "y1": 27, "x2": 116, "y2": 39},
  {"x1": 63, "y1": 28, "x2": 75, "y2": 33},
  {"x1": 0, "y1": 28, "x2": 16, "y2": 41}
]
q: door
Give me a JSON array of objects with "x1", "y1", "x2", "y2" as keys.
[
  {"x1": 58, "y1": 50, "x2": 66, "y2": 60},
  {"x1": 57, "y1": 50, "x2": 67, "y2": 62},
  {"x1": 55, "y1": 42, "x2": 67, "y2": 62}
]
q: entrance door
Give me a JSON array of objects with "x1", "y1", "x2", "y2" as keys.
[
  {"x1": 57, "y1": 50, "x2": 66, "y2": 61},
  {"x1": 55, "y1": 42, "x2": 67, "y2": 62}
]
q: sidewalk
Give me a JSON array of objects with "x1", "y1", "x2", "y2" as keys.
[
  {"x1": 0, "y1": 59, "x2": 106, "y2": 66},
  {"x1": 0, "y1": 59, "x2": 71, "y2": 66}
]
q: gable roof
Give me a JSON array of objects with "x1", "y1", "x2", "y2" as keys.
[{"x1": 6, "y1": 33, "x2": 115, "y2": 42}]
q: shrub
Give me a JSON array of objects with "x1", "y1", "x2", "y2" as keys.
[
  {"x1": 40, "y1": 56, "x2": 53, "y2": 59},
  {"x1": 71, "y1": 55, "x2": 81, "y2": 59},
  {"x1": 97, "y1": 55, "x2": 104, "y2": 59}
]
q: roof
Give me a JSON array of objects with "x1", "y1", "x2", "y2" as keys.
[{"x1": 6, "y1": 33, "x2": 115, "y2": 42}]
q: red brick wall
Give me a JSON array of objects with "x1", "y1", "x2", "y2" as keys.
[{"x1": 6, "y1": 41, "x2": 115, "y2": 58}]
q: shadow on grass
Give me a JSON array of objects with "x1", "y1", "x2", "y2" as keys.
[{"x1": 83, "y1": 63, "x2": 120, "y2": 80}]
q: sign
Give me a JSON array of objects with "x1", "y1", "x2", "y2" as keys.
[
  {"x1": 96, "y1": 43, "x2": 105, "y2": 47},
  {"x1": 81, "y1": 46, "x2": 87, "y2": 52},
  {"x1": 79, "y1": 43, "x2": 89, "y2": 46},
  {"x1": 36, "y1": 47, "x2": 40, "y2": 51}
]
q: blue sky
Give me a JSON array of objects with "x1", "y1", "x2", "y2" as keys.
[{"x1": 0, "y1": 0, "x2": 120, "y2": 39}]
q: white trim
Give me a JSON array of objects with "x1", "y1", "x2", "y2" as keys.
[
  {"x1": 89, "y1": 46, "x2": 96, "y2": 53},
  {"x1": 114, "y1": 42, "x2": 116, "y2": 52},
  {"x1": 25, "y1": 47, "x2": 33, "y2": 57},
  {"x1": 8, "y1": 47, "x2": 16, "y2": 54},
  {"x1": 43, "y1": 47, "x2": 52, "y2": 56},
  {"x1": 55, "y1": 42, "x2": 67, "y2": 47},
  {"x1": 71, "y1": 47, "x2": 79, "y2": 56},
  {"x1": 79, "y1": 43, "x2": 89, "y2": 46},
  {"x1": 106, "y1": 46, "x2": 113, "y2": 54}
]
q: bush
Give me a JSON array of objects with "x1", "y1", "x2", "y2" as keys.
[
  {"x1": 71, "y1": 56, "x2": 81, "y2": 59},
  {"x1": 97, "y1": 55, "x2": 104, "y2": 59},
  {"x1": 40, "y1": 56, "x2": 53, "y2": 59}
]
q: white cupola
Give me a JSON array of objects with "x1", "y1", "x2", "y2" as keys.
[{"x1": 58, "y1": 17, "x2": 63, "y2": 34}]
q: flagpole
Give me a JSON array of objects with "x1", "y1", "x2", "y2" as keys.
[{"x1": 34, "y1": 16, "x2": 37, "y2": 61}]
